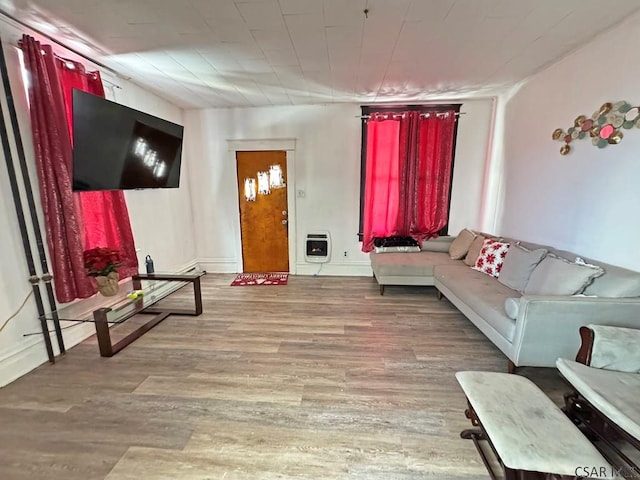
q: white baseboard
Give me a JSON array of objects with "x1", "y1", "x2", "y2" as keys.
[
  {"x1": 197, "y1": 257, "x2": 238, "y2": 273},
  {"x1": 195, "y1": 257, "x2": 371, "y2": 277},
  {"x1": 295, "y1": 262, "x2": 372, "y2": 277},
  {"x1": 175, "y1": 259, "x2": 200, "y2": 273},
  {"x1": 0, "y1": 321, "x2": 98, "y2": 387},
  {"x1": 0, "y1": 262, "x2": 203, "y2": 388},
  {"x1": 0, "y1": 340, "x2": 48, "y2": 387}
]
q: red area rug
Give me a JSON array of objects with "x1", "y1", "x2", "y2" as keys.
[{"x1": 231, "y1": 273, "x2": 288, "y2": 286}]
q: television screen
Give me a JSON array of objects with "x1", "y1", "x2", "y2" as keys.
[{"x1": 72, "y1": 90, "x2": 184, "y2": 191}]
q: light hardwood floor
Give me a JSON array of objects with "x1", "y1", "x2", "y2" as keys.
[{"x1": 0, "y1": 275, "x2": 566, "y2": 479}]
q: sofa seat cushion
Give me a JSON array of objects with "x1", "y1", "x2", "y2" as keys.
[
  {"x1": 435, "y1": 265, "x2": 518, "y2": 341},
  {"x1": 556, "y1": 358, "x2": 640, "y2": 441},
  {"x1": 370, "y1": 251, "x2": 460, "y2": 278}
]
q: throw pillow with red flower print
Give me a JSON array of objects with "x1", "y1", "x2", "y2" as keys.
[{"x1": 472, "y1": 238, "x2": 510, "y2": 278}]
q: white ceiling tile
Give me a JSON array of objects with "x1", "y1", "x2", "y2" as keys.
[
  {"x1": 251, "y1": 28, "x2": 292, "y2": 50},
  {"x1": 329, "y1": 50, "x2": 360, "y2": 66},
  {"x1": 278, "y1": 0, "x2": 322, "y2": 15},
  {"x1": 485, "y1": 0, "x2": 535, "y2": 19},
  {"x1": 284, "y1": 13, "x2": 325, "y2": 31},
  {"x1": 190, "y1": 0, "x2": 243, "y2": 21},
  {"x1": 272, "y1": 66, "x2": 308, "y2": 91},
  {"x1": 219, "y1": 42, "x2": 265, "y2": 61},
  {"x1": 445, "y1": 0, "x2": 500, "y2": 20},
  {"x1": 293, "y1": 38, "x2": 329, "y2": 60},
  {"x1": 202, "y1": 22, "x2": 254, "y2": 43},
  {"x1": 299, "y1": 57, "x2": 330, "y2": 73},
  {"x1": 200, "y1": 53, "x2": 243, "y2": 72},
  {"x1": 323, "y1": 0, "x2": 367, "y2": 27},
  {"x1": 288, "y1": 94, "x2": 312, "y2": 104},
  {"x1": 404, "y1": 0, "x2": 455, "y2": 22},
  {"x1": 167, "y1": 51, "x2": 218, "y2": 75},
  {"x1": 238, "y1": 58, "x2": 274, "y2": 73},
  {"x1": 250, "y1": 72, "x2": 281, "y2": 85},
  {"x1": 362, "y1": 0, "x2": 411, "y2": 25},
  {"x1": 236, "y1": 1, "x2": 285, "y2": 29},
  {"x1": 304, "y1": 70, "x2": 333, "y2": 93},
  {"x1": 325, "y1": 26, "x2": 361, "y2": 50},
  {"x1": 264, "y1": 48, "x2": 299, "y2": 66}
]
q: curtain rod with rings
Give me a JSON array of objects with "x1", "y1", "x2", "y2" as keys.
[
  {"x1": 51, "y1": 50, "x2": 122, "y2": 90},
  {"x1": 357, "y1": 111, "x2": 465, "y2": 119},
  {"x1": 14, "y1": 37, "x2": 122, "y2": 90},
  {"x1": 0, "y1": 8, "x2": 124, "y2": 83}
]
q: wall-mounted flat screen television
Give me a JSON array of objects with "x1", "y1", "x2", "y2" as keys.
[{"x1": 72, "y1": 90, "x2": 184, "y2": 191}]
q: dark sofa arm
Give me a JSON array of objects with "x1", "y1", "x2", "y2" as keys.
[
  {"x1": 576, "y1": 324, "x2": 640, "y2": 372},
  {"x1": 575, "y1": 326, "x2": 595, "y2": 366}
]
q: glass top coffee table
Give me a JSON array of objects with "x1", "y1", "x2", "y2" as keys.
[{"x1": 43, "y1": 270, "x2": 206, "y2": 357}]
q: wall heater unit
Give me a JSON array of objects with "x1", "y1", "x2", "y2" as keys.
[{"x1": 305, "y1": 232, "x2": 331, "y2": 263}]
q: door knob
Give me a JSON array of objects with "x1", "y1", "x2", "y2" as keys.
[
  {"x1": 282, "y1": 210, "x2": 288, "y2": 216},
  {"x1": 282, "y1": 219, "x2": 288, "y2": 225}
]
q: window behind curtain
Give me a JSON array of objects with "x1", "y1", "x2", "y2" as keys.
[{"x1": 359, "y1": 104, "x2": 461, "y2": 252}]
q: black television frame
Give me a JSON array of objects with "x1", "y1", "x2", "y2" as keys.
[{"x1": 72, "y1": 89, "x2": 184, "y2": 191}]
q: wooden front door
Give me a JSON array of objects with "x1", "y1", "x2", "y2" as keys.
[{"x1": 236, "y1": 151, "x2": 289, "y2": 273}]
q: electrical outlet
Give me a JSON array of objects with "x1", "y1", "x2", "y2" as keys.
[{"x1": 343, "y1": 251, "x2": 348, "y2": 257}]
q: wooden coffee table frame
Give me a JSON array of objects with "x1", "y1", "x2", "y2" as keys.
[{"x1": 93, "y1": 273, "x2": 204, "y2": 357}]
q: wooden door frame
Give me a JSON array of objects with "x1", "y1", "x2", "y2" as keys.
[{"x1": 227, "y1": 139, "x2": 297, "y2": 274}]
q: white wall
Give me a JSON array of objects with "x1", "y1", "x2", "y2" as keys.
[
  {"x1": 184, "y1": 99, "x2": 494, "y2": 276},
  {"x1": 497, "y1": 11, "x2": 640, "y2": 271},
  {"x1": 0, "y1": 21, "x2": 196, "y2": 386}
]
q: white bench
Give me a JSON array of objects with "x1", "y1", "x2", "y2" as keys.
[{"x1": 456, "y1": 371, "x2": 615, "y2": 479}]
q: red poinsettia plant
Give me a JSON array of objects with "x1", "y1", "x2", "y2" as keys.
[{"x1": 83, "y1": 247, "x2": 121, "y2": 277}]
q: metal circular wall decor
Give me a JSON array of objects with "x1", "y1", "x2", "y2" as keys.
[{"x1": 552, "y1": 101, "x2": 640, "y2": 154}]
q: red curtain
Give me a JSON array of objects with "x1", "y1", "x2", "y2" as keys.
[
  {"x1": 361, "y1": 116, "x2": 401, "y2": 252},
  {"x1": 21, "y1": 35, "x2": 138, "y2": 302},
  {"x1": 397, "y1": 111, "x2": 420, "y2": 235},
  {"x1": 411, "y1": 113, "x2": 456, "y2": 242},
  {"x1": 361, "y1": 110, "x2": 456, "y2": 252}
]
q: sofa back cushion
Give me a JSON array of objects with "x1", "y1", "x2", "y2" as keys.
[
  {"x1": 498, "y1": 244, "x2": 548, "y2": 292},
  {"x1": 581, "y1": 262, "x2": 640, "y2": 298},
  {"x1": 449, "y1": 229, "x2": 476, "y2": 259},
  {"x1": 524, "y1": 255, "x2": 604, "y2": 296},
  {"x1": 463, "y1": 235, "x2": 486, "y2": 266},
  {"x1": 421, "y1": 236, "x2": 454, "y2": 252},
  {"x1": 507, "y1": 238, "x2": 640, "y2": 298}
]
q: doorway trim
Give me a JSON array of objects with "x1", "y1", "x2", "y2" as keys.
[{"x1": 227, "y1": 139, "x2": 297, "y2": 274}]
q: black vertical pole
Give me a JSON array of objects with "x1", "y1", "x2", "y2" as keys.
[
  {"x1": 0, "y1": 55, "x2": 54, "y2": 363},
  {"x1": 0, "y1": 37, "x2": 65, "y2": 354}
]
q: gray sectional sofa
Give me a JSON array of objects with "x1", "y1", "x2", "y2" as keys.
[{"x1": 370, "y1": 233, "x2": 640, "y2": 370}]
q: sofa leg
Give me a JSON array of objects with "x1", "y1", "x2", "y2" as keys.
[
  {"x1": 379, "y1": 285, "x2": 385, "y2": 296},
  {"x1": 436, "y1": 289, "x2": 443, "y2": 301},
  {"x1": 507, "y1": 360, "x2": 517, "y2": 374}
]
